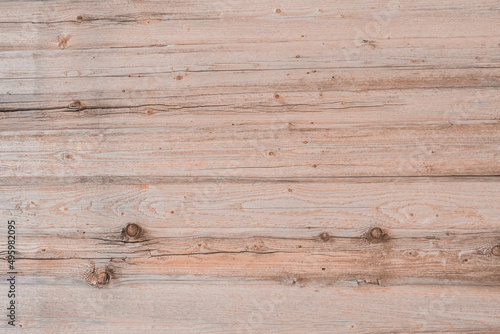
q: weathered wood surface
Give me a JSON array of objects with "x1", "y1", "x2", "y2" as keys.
[
  {"x1": 1, "y1": 0, "x2": 499, "y2": 332},
  {"x1": 13, "y1": 284, "x2": 500, "y2": 333}
]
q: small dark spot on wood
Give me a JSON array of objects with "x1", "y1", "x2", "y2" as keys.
[
  {"x1": 303, "y1": 140, "x2": 308, "y2": 144},
  {"x1": 296, "y1": 55, "x2": 300, "y2": 58},
  {"x1": 268, "y1": 151, "x2": 275, "y2": 156},
  {"x1": 288, "y1": 188, "x2": 293, "y2": 192},
  {"x1": 491, "y1": 245, "x2": 500, "y2": 256},
  {"x1": 275, "y1": 8, "x2": 282, "y2": 14},
  {"x1": 76, "y1": 15, "x2": 85, "y2": 22},
  {"x1": 312, "y1": 164, "x2": 317, "y2": 168},
  {"x1": 176, "y1": 75, "x2": 183, "y2": 80},
  {"x1": 171, "y1": 211, "x2": 175, "y2": 214},
  {"x1": 321, "y1": 268, "x2": 326, "y2": 271},
  {"x1": 63, "y1": 153, "x2": 73, "y2": 160},
  {"x1": 319, "y1": 232, "x2": 331, "y2": 242},
  {"x1": 274, "y1": 93, "x2": 280, "y2": 99}
]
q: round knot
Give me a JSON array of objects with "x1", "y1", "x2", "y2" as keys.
[
  {"x1": 370, "y1": 227, "x2": 384, "y2": 240},
  {"x1": 96, "y1": 271, "x2": 110, "y2": 285},
  {"x1": 319, "y1": 232, "x2": 331, "y2": 242},
  {"x1": 125, "y1": 223, "x2": 141, "y2": 238}
]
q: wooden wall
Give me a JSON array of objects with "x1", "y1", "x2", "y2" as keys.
[{"x1": 1, "y1": 0, "x2": 499, "y2": 332}]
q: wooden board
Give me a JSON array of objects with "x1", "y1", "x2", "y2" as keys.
[{"x1": 1, "y1": 0, "x2": 499, "y2": 332}]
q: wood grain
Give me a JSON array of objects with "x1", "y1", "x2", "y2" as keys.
[
  {"x1": 1, "y1": 0, "x2": 499, "y2": 332},
  {"x1": 12, "y1": 284, "x2": 500, "y2": 333}
]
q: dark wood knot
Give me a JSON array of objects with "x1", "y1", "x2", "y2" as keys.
[
  {"x1": 370, "y1": 227, "x2": 385, "y2": 240},
  {"x1": 68, "y1": 100, "x2": 84, "y2": 110},
  {"x1": 124, "y1": 223, "x2": 141, "y2": 238},
  {"x1": 319, "y1": 232, "x2": 331, "y2": 242}
]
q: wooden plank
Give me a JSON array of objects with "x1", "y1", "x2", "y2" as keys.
[
  {"x1": 2, "y1": 179, "x2": 500, "y2": 230},
  {"x1": 2, "y1": 180, "x2": 500, "y2": 286},
  {"x1": 1, "y1": 0, "x2": 499, "y2": 52},
  {"x1": 0, "y1": 0, "x2": 499, "y2": 331},
  {"x1": 0, "y1": 117, "x2": 498, "y2": 178},
  {"x1": 9, "y1": 231, "x2": 500, "y2": 286},
  {"x1": 5, "y1": 283, "x2": 500, "y2": 333}
]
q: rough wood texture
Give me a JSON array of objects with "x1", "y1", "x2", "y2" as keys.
[{"x1": 1, "y1": 0, "x2": 499, "y2": 332}]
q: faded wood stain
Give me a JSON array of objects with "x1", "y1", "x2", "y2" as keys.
[{"x1": 0, "y1": 0, "x2": 499, "y2": 332}]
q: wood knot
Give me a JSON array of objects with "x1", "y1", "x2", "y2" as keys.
[
  {"x1": 370, "y1": 227, "x2": 384, "y2": 239},
  {"x1": 68, "y1": 100, "x2": 84, "y2": 110},
  {"x1": 86, "y1": 267, "x2": 112, "y2": 287},
  {"x1": 123, "y1": 223, "x2": 142, "y2": 239},
  {"x1": 76, "y1": 15, "x2": 85, "y2": 22},
  {"x1": 97, "y1": 271, "x2": 110, "y2": 285},
  {"x1": 319, "y1": 232, "x2": 331, "y2": 242},
  {"x1": 367, "y1": 227, "x2": 388, "y2": 242},
  {"x1": 491, "y1": 245, "x2": 500, "y2": 257},
  {"x1": 57, "y1": 34, "x2": 71, "y2": 49}
]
